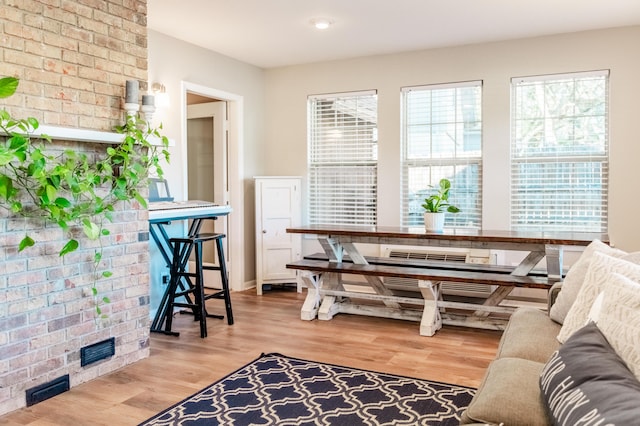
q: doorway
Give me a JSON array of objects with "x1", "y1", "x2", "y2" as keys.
[
  {"x1": 181, "y1": 81, "x2": 244, "y2": 291},
  {"x1": 186, "y1": 99, "x2": 228, "y2": 286}
]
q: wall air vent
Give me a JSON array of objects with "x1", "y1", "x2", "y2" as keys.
[
  {"x1": 26, "y1": 375, "x2": 70, "y2": 406},
  {"x1": 382, "y1": 246, "x2": 496, "y2": 298},
  {"x1": 81, "y1": 337, "x2": 115, "y2": 367}
]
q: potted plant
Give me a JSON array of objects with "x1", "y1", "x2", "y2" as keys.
[{"x1": 421, "y1": 178, "x2": 460, "y2": 232}]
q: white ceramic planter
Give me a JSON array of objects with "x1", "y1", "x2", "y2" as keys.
[{"x1": 423, "y1": 212, "x2": 445, "y2": 232}]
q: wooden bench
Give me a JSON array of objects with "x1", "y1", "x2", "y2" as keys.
[
  {"x1": 303, "y1": 252, "x2": 557, "y2": 277},
  {"x1": 286, "y1": 257, "x2": 557, "y2": 336}
]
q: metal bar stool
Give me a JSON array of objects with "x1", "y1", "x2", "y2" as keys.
[{"x1": 164, "y1": 233, "x2": 233, "y2": 338}]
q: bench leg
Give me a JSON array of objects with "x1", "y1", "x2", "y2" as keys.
[
  {"x1": 316, "y1": 272, "x2": 342, "y2": 321},
  {"x1": 299, "y1": 271, "x2": 321, "y2": 321},
  {"x1": 318, "y1": 295, "x2": 340, "y2": 320},
  {"x1": 419, "y1": 280, "x2": 442, "y2": 336}
]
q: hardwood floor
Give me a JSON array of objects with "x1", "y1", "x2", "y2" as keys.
[{"x1": 0, "y1": 287, "x2": 502, "y2": 425}]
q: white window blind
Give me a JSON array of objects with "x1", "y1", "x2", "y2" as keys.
[
  {"x1": 511, "y1": 70, "x2": 609, "y2": 232},
  {"x1": 401, "y1": 81, "x2": 482, "y2": 228},
  {"x1": 308, "y1": 91, "x2": 378, "y2": 226}
]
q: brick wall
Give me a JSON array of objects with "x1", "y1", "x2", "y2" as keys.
[{"x1": 0, "y1": 0, "x2": 150, "y2": 415}]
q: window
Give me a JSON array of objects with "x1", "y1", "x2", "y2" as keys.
[
  {"x1": 401, "y1": 81, "x2": 482, "y2": 228},
  {"x1": 307, "y1": 91, "x2": 378, "y2": 226},
  {"x1": 511, "y1": 71, "x2": 609, "y2": 232}
]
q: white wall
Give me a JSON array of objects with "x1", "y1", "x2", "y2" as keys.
[
  {"x1": 264, "y1": 26, "x2": 640, "y2": 252},
  {"x1": 148, "y1": 30, "x2": 265, "y2": 288},
  {"x1": 148, "y1": 26, "x2": 640, "y2": 287}
]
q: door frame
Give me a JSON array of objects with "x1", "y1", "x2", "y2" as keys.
[{"x1": 180, "y1": 81, "x2": 244, "y2": 291}]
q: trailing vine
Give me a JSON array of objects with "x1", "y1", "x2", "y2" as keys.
[{"x1": 0, "y1": 76, "x2": 170, "y2": 318}]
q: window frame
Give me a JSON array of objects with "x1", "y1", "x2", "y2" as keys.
[
  {"x1": 400, "y1": 80, "x2": 483, "y2": 229},
  {"x1": 510, "y1": 70, "x2": 610, "y2": 232},
  {"x1": 307, "y1": 90, "x2": 379, "y2": 227}
]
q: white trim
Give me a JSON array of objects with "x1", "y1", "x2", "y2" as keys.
[
  {"x1": 308, "y1": 89, "x2": 377, "y2": 100},
  {"x1": 511, "y1": 69, "x2": 610, "y2": 84},
  {"x1": 180, "y1": 80, "x2": 245, "y2": 292},
  {"x1": 402, "y1": 80, "x2": 483, "y2": 92}
]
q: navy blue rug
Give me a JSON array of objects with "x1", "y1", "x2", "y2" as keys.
[{"x1": 139, "y1": 352, "x2": 475, "y2": 425}]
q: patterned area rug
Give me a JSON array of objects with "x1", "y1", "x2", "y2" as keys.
[{"x1": 139, "y1": 352, "x2": 475, "y2": 426}]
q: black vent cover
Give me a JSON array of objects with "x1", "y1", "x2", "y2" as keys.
[
  {"x1": 81, "y1": 337, "x2": 115, "y2": 367},
  {"x1": 26, "y1": 375, "x2": 70, "y2": 406}
]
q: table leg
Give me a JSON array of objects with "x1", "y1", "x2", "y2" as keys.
[
  {"x1": 473, "y1": 286, "x2": 514, "y2": 317},
  {"x1": 319, "y1": 237, "x2": 343, "y2": 261},
  {"x1": 545, "y1": 245, "x2": 563, "y2": 280},
  {"x1": 418, "y1": 280, "x2": 442, "y2": 336},
  {"x1": 512, "y1": 250, "x2": 545, "y2": 276}
]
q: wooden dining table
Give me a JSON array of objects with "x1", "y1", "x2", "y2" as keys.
[{"x1": 286, "y1": 225, "x2": 608, "y2": 334}]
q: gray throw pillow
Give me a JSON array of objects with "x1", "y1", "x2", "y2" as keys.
[{"x1": 539, "y1": 322, "x2": 640, "y2": 425}]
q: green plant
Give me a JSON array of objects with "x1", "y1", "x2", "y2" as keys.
[
  {"x1": 0, "y1": 76, "x2": 170, "y2": 317},
  {"x1": 421, "y1": 178, "x2": 461, "y2": 213}
]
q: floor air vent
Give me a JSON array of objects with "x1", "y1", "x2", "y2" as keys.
[
  {"x1": 81, "y1": 337, "x2": 115, "y2": 367},
  {"x1": 26, "y1": 375, "x2": 70, "y2": 406}
]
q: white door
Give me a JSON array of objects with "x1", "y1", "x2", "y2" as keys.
[
  {"x1": 255, "y1": 177, "x2": 302, "y2": 294},
  {"x1": 187, "y1": 101, "x2": 228, "y2": 287}
]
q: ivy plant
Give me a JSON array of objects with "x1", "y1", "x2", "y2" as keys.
[{"x1": 0, "y1": 76, "x2": 170, "y2": 318}]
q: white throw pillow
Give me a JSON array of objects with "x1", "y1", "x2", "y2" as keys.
[
  {"x1": 587, "y1": 291, "x2": 605, "y2": 323},
  {"x1": 557, "y1": 252, "x2": 640, "y2": 343},
  {"x1": 596, "y1": 273, "x2": 640, "y2": 381},
  {"x1": 549, "y1": 240, "x2": 626, "y2": 324}
]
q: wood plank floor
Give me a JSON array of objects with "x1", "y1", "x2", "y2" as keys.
[{"x1": 0, "y1": 287, "x2": 502, "y2": 425}]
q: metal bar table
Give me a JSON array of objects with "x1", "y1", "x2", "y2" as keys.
[{"x1": 148, "y1": 201, "x2": 232, "y2": 334}]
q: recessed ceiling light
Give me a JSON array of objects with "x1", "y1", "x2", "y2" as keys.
[{"x1": 310, "y1": 18, "x2": 333, "y2": 30}]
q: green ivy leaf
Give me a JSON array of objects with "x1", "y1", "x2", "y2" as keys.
[
  {"x1": 0, "y1": 77, "x2": 19, "y2": 98},
  {"x1": 0, "y1": 175, "x2": 13, "y2": 200},
  {"x1": 135, "y1": 192, "x2": 147, "y2": 208},
  {"x1": 60, "y1": 239, "x2": 79, "y2": 256},
  {"x1": 82, "y1": 219, "x2": 100, "y2": 240},
  {"x1": 54, "y1": 197, "x2": 72, "y2": 208},
  {"x1": 102, "y1": 296, "x2": 110, "y2": 304},
  {"x1": 102, "y1": 271, "x2": 113, "y2": 278},
  {"x1": 94, "y1": 252, "x2": 102, "y2": 263},
  {"x1": 18, "y1": 236, "x2": 35, "y2": 252},
  {"x1": 0, "y1": 151, "x2": 15, "y2": 166}
]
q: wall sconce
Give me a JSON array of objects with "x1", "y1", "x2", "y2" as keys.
[
  {"x1": 124, "y1": 80, "x2": 168, "y2": 123},
  {"x1": 152, "y1": 82, "x2": 170, "y2": 109},
  {"x1": 141, "y1": 94, "x2": 155, "y2": 122},
  {"x1": 124, "y1": 80, "x2": 140, "y2": 118}
]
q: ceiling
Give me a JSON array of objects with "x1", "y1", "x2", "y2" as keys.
[{"x1": 148, "y1": 0, "x2": 640, "y2": 69}]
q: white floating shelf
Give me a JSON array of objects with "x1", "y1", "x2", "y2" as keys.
[
  {"x1": 22, "y1": 125, "x2": 173, "y2": 146},
  {"x1": 37, "y1": 125, "x2": 122, "y2": 144}
]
